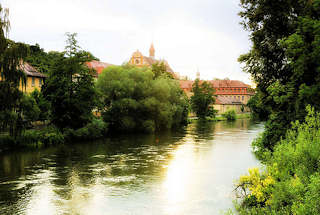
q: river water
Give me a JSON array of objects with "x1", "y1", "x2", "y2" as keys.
[{"x1": 0, "y1": 119, "x2": 263, "y2": 215}]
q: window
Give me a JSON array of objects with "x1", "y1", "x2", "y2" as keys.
[
  {"x1": 242, "y1": 96, "x2": 244, "y2": 101},
  {"x1": 39, "y1": 78, "x2": 42, "y2": 87},
  {"x1": 32, "y1": 77, "x2": 35, "y2": 86}
]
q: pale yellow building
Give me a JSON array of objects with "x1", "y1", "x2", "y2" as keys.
[
  {"x1": 129, "y1": 43, "x2": 179, "y2": 78},
  {"x1": 19, "y1": 62, "x2": 46, "y2": 93}
]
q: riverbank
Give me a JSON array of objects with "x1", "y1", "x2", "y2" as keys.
[
  {"x1": 0, "y1": 113, "x2": 252, "y2": 152},
  {"x1": 189, "y1": 112, "x2": 252, "y2": 122},
  {"x1": 0, "y1": 118, "x2": 109, "y2": 151}
]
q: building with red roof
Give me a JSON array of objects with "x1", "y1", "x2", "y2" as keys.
[
  {"x1": 86, "y1": 60, "x2": 114, "y2": 78},
  {"x1": 179, "y1": 79, "x2": 254, "y2": 114}
]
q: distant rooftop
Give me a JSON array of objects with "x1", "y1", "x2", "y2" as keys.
[
  {"x1": 20, "y1": 62, "x2": 46, "y2": 78},
  {"x1": 86, "y1": 60, "x2": 114, "y2": 76}
]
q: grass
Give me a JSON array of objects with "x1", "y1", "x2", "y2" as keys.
[{"x1": 189, "y1": 112, "x2": 252, "y2": 122}]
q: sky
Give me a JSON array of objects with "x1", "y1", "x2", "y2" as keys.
[{"x1": 1, "y1": 0, "x2": 252, "y2": 83}]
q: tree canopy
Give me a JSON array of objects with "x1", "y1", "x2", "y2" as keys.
[
  {"x1": 96, "y1": 65, "x2": 189, "y2": 133},
  {"x1": 42, "y1": 33, "x2": 97, "y2": 130},
  {"x1": 235, "y1": 0, "x2": 320, "y2": 213},
  {"x1": 190, "y1": 79, "x2": 216, "y2": 119},
  {"x1": 0, "y1": 5, "x2": 30, "y2": 138},
  {"x1": 239, "y1": 0, "x2": 320, "y2": 154}
]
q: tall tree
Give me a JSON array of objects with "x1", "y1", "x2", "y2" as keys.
[
  {"x1": 0, "y1": 5, "x2": 29, "y2": 138},
  {"x1": 96, "y1": 65, "x2": 189, "y2": 133},
  {"x1": 42, "y1": 33, "x2": 97, "y2": 130},
  {"x1": 190, "y1": 79, "x2": 215, "y2": 119},
  {"x1": 239, "y1": 0, "x2": 320, "y2": 154}
]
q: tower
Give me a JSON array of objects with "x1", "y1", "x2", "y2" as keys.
[
  {"x1": 196, "y1": 67, "x2": 200, "y2": 80},
  {"x1": 149, "y1": 43, "x2": 155, "y2": 58}
]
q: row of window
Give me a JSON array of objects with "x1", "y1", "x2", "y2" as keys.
[
  {"x1": 220, "y1": 95, "x2": 245, "y2": 101},
  {"x1": 216, "y1": 88, "x2": 246, "y2": 93}
]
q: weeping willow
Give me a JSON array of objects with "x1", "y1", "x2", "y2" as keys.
[{"x1": 0, "y1": 4, "x2": 29, "y2": 138}]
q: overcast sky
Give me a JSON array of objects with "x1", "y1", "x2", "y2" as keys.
[{"x1": 1, "y1": 0, "x2": 252, "y2": 83}]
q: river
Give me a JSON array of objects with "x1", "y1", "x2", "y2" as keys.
[{"x1": 0, "y1": 119, "x2": 263, "y2": 215}]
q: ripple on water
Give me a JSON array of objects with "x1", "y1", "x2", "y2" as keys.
[{"x1": 91, "y1": 154, "x2": 106, "y2": 159}]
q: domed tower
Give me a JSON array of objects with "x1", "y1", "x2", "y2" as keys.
[{"x1": 149, "y1": 43, "x2": 155, "y2": 59}]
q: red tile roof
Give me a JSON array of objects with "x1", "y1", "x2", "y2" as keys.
[
  {"x1": 209, "y1": 80, "x2": 251, "y2": 88},
  {"x1": 179, "y1": 79, "x2": 254, "y2": 96},
  {"x1": 179, "y1": 79, "x2": 252, "y2": 90},
  {"x1": 86, "y1": 60, "x2": 114, "y2": 76},
  {"x1": 179, "y1": 80, "x2": 193, "y2": 89}
]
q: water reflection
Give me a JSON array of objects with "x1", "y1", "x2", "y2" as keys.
[{"x1": 0, "y1": 119, "x2": 263, "y2": 215}]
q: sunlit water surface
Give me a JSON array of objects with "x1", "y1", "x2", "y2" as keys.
[{"x1": 0, "y1": 119, "x2": 264, "y2": 215}]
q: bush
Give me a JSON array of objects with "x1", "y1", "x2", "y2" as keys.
[
  {"x1": 235, "y1": 106, "x2": 320, "y2": 214},
  {"x1": 0, "y1": 119, "x2": 108, "y2": 149},
  {"x1": 64, "y1": 118, "x2": 108, "y2": 141},
  {"x1": 40, "y1": 126, "x2": 64, "y2": 145},
  {"x1": 19, "y1": 127, "x2": 64, "y2": 147},
  {"x1": 222, "y1": 109, "x2": 236, "y2": 121},
  {"x1": 0, "y1": 135, "x2": 15, "y2": 146}
]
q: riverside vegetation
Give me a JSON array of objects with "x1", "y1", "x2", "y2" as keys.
[
  {"x1": 233, "y1": 0, "x2": 320, "y2": 214},
  {"x1": 0, "y1": 4, "x2": 194, "y2": 148}
]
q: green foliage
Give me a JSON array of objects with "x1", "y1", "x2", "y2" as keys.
[
  {"x1": 239, "y1": 0, "x2": 320, "y2": 153},
  {"x1": 64, "y1": 118, "x2": 108, "y2": 141},
  {"x1": 20, "y1": 94, "x2": 40, "y2": 123},
  {"x1": 190, "y1": 79, "x2": 216, "y2": 119},
  {"x1": 30, "y1": 89, "x2": 50, "y2": 121},
  {"x1": 246, "y1": 91, "x2": 270, "y2": 120},
  {"x1": 151, "y1": 62, "x2": 174, "y2": 79},
  {"x1": 96, "y1": 65, "x2": 189, "y2": 133},
  {"x1": 0, "y1": 126, "x2": 64, "y2": 147},
  {"x1": 42, "y1": 33, "x2": 97, "y2": 130},
  {"x1": 0, "y1": 5, "x2": 29, "y2": 138},
  {"x1": 25, "y1": 43, "x2": 64, "y2": 74},
  {"x1": 222, "y1": 109, "x2": 236, "y2": 121},
  {"x1": 236, "y1": 106, "x2": 320, "y2": 214}
]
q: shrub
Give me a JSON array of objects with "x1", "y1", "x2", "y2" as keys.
[
  {"x1": 16, "y1": 127, "x2": 64, "y2": 147},
  {"x1": 64, "y1": 118, "x2": 108, "y2": 141},
  {"x1": 40, "y1": 126, "x2": 64, "y2": 145},
  {"x1": 222, "y1": 109, "x2": 236, "y2": 121},
  {"x1": 0, "y1": 135, "x2": 15, "y2": 146},
  {"x1": 235, "y1": 106, "x2": 320, "y2": 214}
]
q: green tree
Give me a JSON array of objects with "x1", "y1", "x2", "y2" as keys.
[
  {"x1": 239, "y1": 0, "x2": 320, "y2": 154},
  {"x1": 30, "y1": 89, "x2": 50, "y2": 122},
  {"x1": 25, "y1": 43, "x2": 64, "y2": 74},
  {"x1": 190, "y1": 79, "x2": 216, "y2": 119},
  {"x1": 96, "y1": 65, "x2": 188, "y2": 133},
  {"x1": 42, "y1": 33, "x2": 97, "y2": 130},
  {"x1": 151, "y1": 62, "x2": 174, "y2": 79},
  {"x1": 0, "y1": 5, "x2": 29, "y2": 138},
  {"x1": 19, "y1": 94, "x2": 40, "y2": 125}
]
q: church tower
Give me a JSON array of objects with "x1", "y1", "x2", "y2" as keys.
[
  {"x1": 196, "y1": 68, "x2": 200, "y2": 80},
  {"x1": 149, "y1": 43, "x2": 155, "y2": 59}
]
